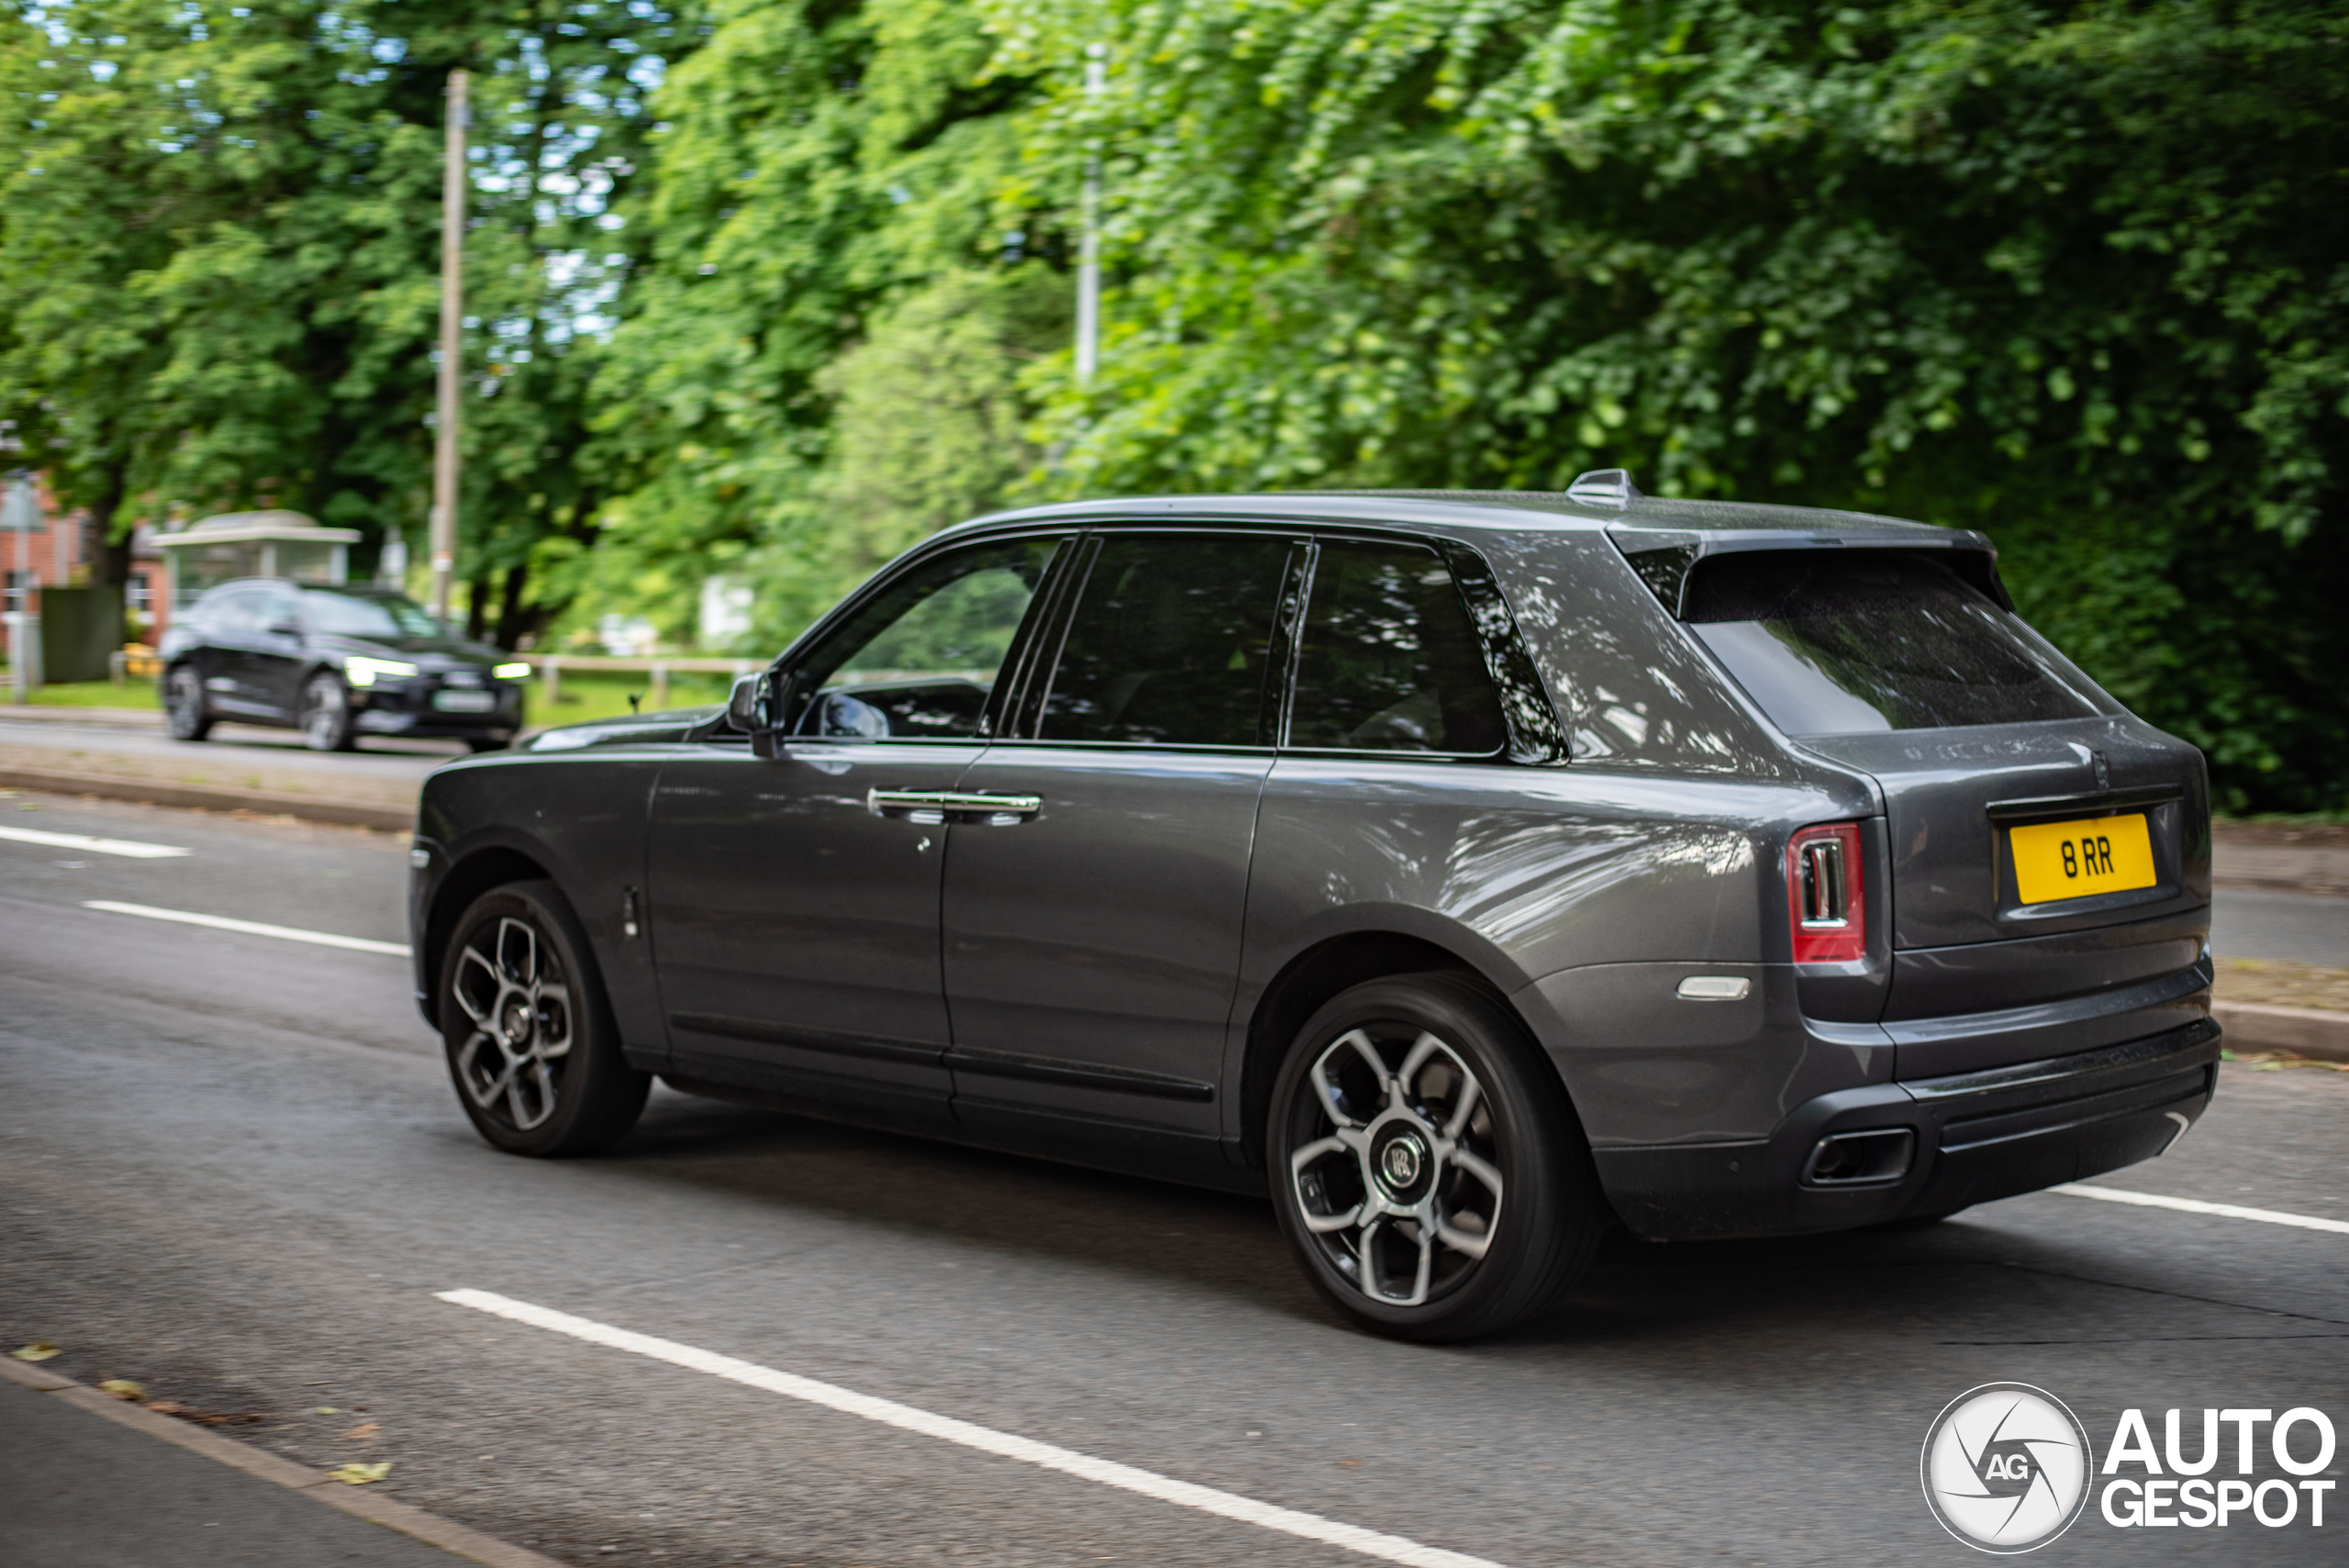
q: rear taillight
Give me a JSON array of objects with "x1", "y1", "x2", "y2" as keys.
[{"x1": 1787, "y1": 823, "x2": 1866, "y2": 963}]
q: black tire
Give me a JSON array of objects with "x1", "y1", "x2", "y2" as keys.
[
  {"x1": 439, "y1": 880, "x2": 649, "y2": 1156},
  {"x1": 463, "y1": 736, "x2": 508, "y2": 754},
  {"x1": 298, "y1": 670, "x2": 357, "y2": 751},
  {"x1": 162, "y1": 663, "x2": 213, "y2": 741},
  {"x1": 1268, "y1": 973, "x2": 1604, "y2": 1341}
]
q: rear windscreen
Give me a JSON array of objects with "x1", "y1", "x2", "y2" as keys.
[{"x1": 1681, "y1": 551, "x2": 2103, "y2": 734}]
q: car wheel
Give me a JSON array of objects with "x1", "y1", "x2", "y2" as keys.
[
  {"x1": 162, "y1": 664, "x2": 212, "y2": 741},
  {"x1": 440, "y1": 880, "x2": 649, "y2": 1156},
  {"x1": 1269, "y1": 973, "x2": 1605, "y2": 1341},
  {"x1": 463, "y1": 736, "x2": 507, "y2": 754},
  {"x1": 297, "y1": 671, "x2": 356, "y2": 751}
]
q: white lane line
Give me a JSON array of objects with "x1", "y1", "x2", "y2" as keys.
[
  {"x1": 438, "y1": 1288, "x2": 1503, "y2": 1568},
  {"x1": 0, "y1": 825, "x2": 191, "y2": 859},
  {"x1": 2054, "y1": 1183, "x2": 2349, "y2": 1236},
  {"x1": 82, "y1": 900, "x2": 411, "y2": 957}
]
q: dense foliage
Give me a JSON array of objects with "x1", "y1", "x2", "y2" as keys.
[
  {"x1": 990, "y1": 0, "x2": 2349, "y2": 807},
  {"x1": 0, "y1": 0, "x2": 685, "y2": 645},
  {"x1": 4, "y1": 0, "x2": 2343, "y2": 805}
]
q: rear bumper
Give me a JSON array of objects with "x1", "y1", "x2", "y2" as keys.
[{"x1": 1592, "y1": 1017, "x2": 2221, "y2": 1240}]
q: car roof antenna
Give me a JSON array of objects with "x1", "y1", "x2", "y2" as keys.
[{"x1": 1565, "y1": 468, "x2": 1643, "y2": 508}]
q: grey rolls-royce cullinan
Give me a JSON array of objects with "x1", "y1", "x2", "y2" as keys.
[{"x1": 408, "y1": 473, "x2": 2218, "y2": 1340}]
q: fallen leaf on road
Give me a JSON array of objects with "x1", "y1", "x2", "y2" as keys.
[
  {"x1": 343, "y1": 1421, "x2": 382, "y2": 1440},
  {"x1": 148, "y1": 1400, "x2": 184, "y2": 1415},
  {"x1": 329, "y1": 1462, "x2": 392, "y2": 1485},
  {"x1": 312, "y1": 1406, "x2": 342, "y2": 1415},
  {"x1": 1337, "y1": 1458, "x2": 1364, "y2": 1468},
  {"x1": 9, "y1": 1341, "x2": 61, "y2": 1362},
  {"x1": 98, "y1": 1379, "x2": 145, "y2": 1401}
]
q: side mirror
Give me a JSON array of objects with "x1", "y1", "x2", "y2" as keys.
[
  {"x1": 270, "y1": 619, "x2": 301, "y2": 639},
  {"x1": 731, "y1": 669, "x2": 794, "y2": 758}
]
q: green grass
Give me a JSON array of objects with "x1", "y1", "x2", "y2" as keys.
[
  {"x1": 2, "y1": 677, "x2": 161, "y2": 710},
  {"x1": 0, "y1": 668, "x2": 730, "y2": 728},
  {"x1": 534, "y1": 669, "x2": 733, "y2": 727}
]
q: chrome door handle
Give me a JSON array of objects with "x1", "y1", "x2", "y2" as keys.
[{"x1": 867, "y1": 789, "x2": 1042, "y2": 825}]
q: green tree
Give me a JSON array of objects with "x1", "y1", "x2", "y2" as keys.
[
  {"x1": 583, "y1": 0, "x2": 1051, "y2": 650},
  {"x1": 0, "y1": 0, "x2": 692, "y2": 648},
  {"x1": 993, "y1": 0, "x2": 2349, "y2": 808}
]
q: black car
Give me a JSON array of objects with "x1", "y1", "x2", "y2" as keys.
[
  {"x1": 160, "y1": 578, "x2": 527, "y2": 751},
  {"x1": 407, "y1": 478, "x2": 2217, "y2": 1340}
]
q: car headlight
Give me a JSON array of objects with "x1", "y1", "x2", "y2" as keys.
[
  {"x1": 491, "y1": 662, "x2": 530, "y2": 681},
  {"x1": 343, "y1": 655, "x2": 419, "y2": 688}
]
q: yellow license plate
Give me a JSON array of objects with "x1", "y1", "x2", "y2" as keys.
[{"x1": 2009, "y1": 813, "x2": 2156, "y2": 906}]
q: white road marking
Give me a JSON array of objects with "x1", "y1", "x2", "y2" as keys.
[
  {"x1": 2053, "y1": 1183, "x2": 2349, "y2": 1236},
  {"x1": 0, "y1": 825, "x2": 191, "y2": 859},
  {"x1": 438, "y1": 1288, "x2": 1504, "y2": 1568},
  {"x1": 82, "y1": 900, "x2": 411, "y2": 957}
]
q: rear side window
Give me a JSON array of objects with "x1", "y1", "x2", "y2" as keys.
[
  {"x1": 1683, "y1": 551, "x2": 2101, "y2": 734},
  {"x1": 1037, "y1": 533, "x2": 1292, "y2": 747},
  {"x1": 1287, "y1": 541, "x2": 1507, "y2": 754}
]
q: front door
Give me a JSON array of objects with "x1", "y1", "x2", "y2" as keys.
[
  {"x1": 647, "y1": 536, "x2": 1063, "y2": 1125},
  {"x1": 941, "y1": 529, "x2": 1299, "y2": 1159}
]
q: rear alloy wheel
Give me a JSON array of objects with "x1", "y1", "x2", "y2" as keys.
[
  {"x1": 440, "y1": 881, "x2": 648, "y2": 1155},
  {"x1": 298, "y1": 671, "x2": 356, "y2": 751},
  {"x1": 162, "y1": 664, "x2": 212, "y2": 741},
  {"x1": 1270, "y1": 973, "x2": 1604, "y2": 1341}
]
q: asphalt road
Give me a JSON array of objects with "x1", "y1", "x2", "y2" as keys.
[{"x1": 3, "y1": 793, "x2": 2343, "y2": 1567}]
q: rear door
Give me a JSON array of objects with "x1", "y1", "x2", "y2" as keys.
[
  {"x1": 940, "y1": 528, "x2": 1300, "y2": 1158},
  {"x1": 247, "y1": 581, "x2": 308, "y2": 717},
  {"x1": 197, "y1": 584, "x2": 278, "y2": 717}
]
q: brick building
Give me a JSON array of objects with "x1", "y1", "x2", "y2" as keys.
[{"x1": 1, "y1": 473, "x2": 170, "y2": 645}]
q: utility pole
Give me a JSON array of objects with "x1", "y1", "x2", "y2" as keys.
[
  {"x1": 430, "y1": 69, "x2": 471, "y2": 625},
  {"x1": 1074, "y1": 44, "x2": 1106, "y2": 388}
]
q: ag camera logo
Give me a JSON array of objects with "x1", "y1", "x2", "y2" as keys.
[{"x1": 1921, "y1": 1383, "x2": 2093, "y2": 1552}]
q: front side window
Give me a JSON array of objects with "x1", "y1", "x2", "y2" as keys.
[
  {"x1": 301, "y1": 588, "x2": 442, "y2": 639},
  {"x1": 787, "y1": 538, "x2": 1059, "y2": 740},
  {"x1": 1286, "y1": 541, "x2": 1508, "y2": 754},
  {"x1": 1033, "y1": 533, "x2": 1294, "y2": 747},
  {"x1": 1683, "y1": 551, "x2": 2103, "y2": 735}
]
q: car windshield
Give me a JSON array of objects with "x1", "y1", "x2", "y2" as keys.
[
  {"x1": 301, "y1": 588, "x2": 443, "y2": 639},
  {"x1": 1683, "y1": 550, "x2": 2104, "y2": 734}
]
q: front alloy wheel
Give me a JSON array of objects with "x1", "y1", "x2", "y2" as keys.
[
  {"x1": 440, "y1": 881, "x2": 649, "y2": 1156},
  {"x1": 299, "y1": 671, "x2": 355, "y2": 751},
  {"x1": 1270, "y1": 974, "x2": 1603, "y2": 1341},
  {"x1": 451, "y1": 913, "x2": 574, "y2": 1134}
]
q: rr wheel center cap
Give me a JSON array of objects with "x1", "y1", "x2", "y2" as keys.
[
  {"x1": 1370, "y1": 1127, "x2": 1433, "y2": 1204},
  {"x1": 501, "y1": 1001, "x2": 532, "y2": 1045}
]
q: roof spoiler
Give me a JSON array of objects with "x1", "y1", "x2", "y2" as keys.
[{"x1": 1609, "y1": 528, "x2": 2015, "y2": 617}]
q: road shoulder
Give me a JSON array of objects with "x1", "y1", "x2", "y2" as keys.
[{"x1": 0, "y1": 1358, "x2": 562, "y2": 1568}]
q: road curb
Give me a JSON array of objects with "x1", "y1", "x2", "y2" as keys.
[
  {"x1": 0, "y1": 703, "x2": 158, "y2": 728},
  {"x1": 0, "y1": 765, "x2": 413, "y2": 831},
  {"x1": 2216, "y1": 1000, "x2": 2349, "y2": 1063},
  {"x1": 0, "y1": 1357, "x2": 564, "y2": 1568}
]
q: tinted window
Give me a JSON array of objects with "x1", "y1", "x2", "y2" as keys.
[
  {"x1": 194, "y1": 584, "x2": 271, "y2": 634},
  {"x1": 301, "y1": 588, "x2": 442, "y2": 639},
  {"x1": 1684, "y1": 551, "x2": 2102, "y2": 734},
  {"x1": 789, "y1": 538, "x2": 1058, "y2": 740},
  {"x1": 1037, "y1": 533, "x2": 1292, "y2": 747},
  {"x1": 1287, "y1": 541, "x2": 1507, "y2": 754}
]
